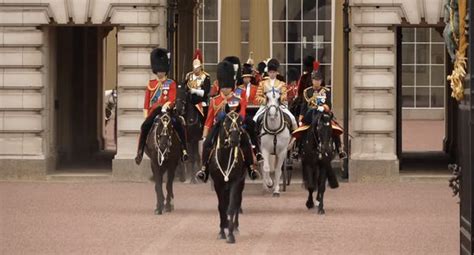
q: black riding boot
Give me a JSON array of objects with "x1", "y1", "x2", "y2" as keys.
[
  {"x1": 244, "y1": 117, "x2": 263, "y2": 162},
  {"x1": 242, "y1": 136, "x2": 259, "y2": 180},
  {"x1": 135, "y1": 109, "x2": 160, "y2": 165},
  {"x1": 334, "y1": 135, "x2": 346, "y2": 159},
  {"x1": 326, "y1": 165, "x2": 339, "y2": 189},
  {"x1": 172, "y1": 118, "x2": 188, "y2": 161}
]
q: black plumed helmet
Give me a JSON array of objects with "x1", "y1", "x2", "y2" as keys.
[
  {"x1": 223, "y1": 56, "x2": 241, "y2": 81},
  {"x1": 303, "y1": 55, "x2": 315, "y2": 72},
  {"x1": 267, "y1": 58, "x2": 280, "y2": 72},
  {"x1": 217, "y1": 60, "x2": 235, "y2": 89},
  {"x1": 150, "y1": 48, "x2": 170, "y2": 74}
]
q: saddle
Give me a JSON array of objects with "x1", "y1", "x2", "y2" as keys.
[{"x1": 256, "y1": 106, "x2": 292, "y2": 135}]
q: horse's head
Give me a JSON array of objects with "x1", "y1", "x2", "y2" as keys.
[
  {"x1": 153, "y1": 112, "x2": 174, "y2": 164},
  {"x1": 174, "y1": 83, "x2": 187, "y2": 116},
  {"x1": 218, "y1": 110, "x2": 243, "y2": 149},
  {"x1": 265, "y1": 87, "x2": 281, "y2": 118},
  {"x1": 312, "y1": 111, "x2": 334, "y2": 160}
]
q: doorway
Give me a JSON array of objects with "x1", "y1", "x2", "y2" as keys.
[
  {"x1": 396, "y1": 26, "x2": 453, "y2": 172},
  {"x1": 54, "y1": 26, "x2": 117, "y2": 171}
]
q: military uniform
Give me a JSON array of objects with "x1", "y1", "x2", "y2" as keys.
[
  {"x1": 135, "y1": 48, "x2": 188, "y2": 165},
  {"x1": 253, "y1": 59, "x2": 297, "y2": 131}
]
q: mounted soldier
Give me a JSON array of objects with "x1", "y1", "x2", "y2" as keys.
[
  {"x1": 237, "y1": 63, "x2": 259, "y2": 106},
  {"x1": 184, "y1": 48, "x2": 211, "y2": 116},
  {"x1": 253, "y1": 58, "x2": 298, "y2": 132},
  {"x1": 296, "y1": 61, "x2": 346, "y2": 159},
  {"x1": 135, "y1": 48, "x2": 188, "y2": 165},
  {"x1": 195, "y1": 59, "x2": 259, "y2": 182}
]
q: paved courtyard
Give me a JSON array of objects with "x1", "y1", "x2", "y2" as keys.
[{"x1": 0, "y1": 180, "x2": 458, "y2": 255}]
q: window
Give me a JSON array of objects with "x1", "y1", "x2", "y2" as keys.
[
  {"x1": 198, "y1": 0, "x2": 220, "y2": 78},
  {"x1": 241, "y1": 0, "x2": 249, "y2": 61},
  {"x1": 401, "y1": 28, "x2": 446, "y2": 108},
  {"x1": 271, "y1": 0, "x2": 332, "y2": 85}
]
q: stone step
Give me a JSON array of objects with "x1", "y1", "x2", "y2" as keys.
[
  {"x1": 47, "y1": 172, "x2": 112, "y2": 182},
  {"x1": 400, "y1": 174, "x2": 450, "y2": 183}
]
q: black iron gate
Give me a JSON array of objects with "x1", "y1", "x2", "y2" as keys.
[{"x1": 458, "y1": 2, "x2": 474, "y2": 253}]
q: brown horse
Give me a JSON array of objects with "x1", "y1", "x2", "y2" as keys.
[{"x1": 145, "y1": 111, "x2": 183, "y2": 215}]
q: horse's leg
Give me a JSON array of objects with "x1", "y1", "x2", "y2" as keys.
[
  {"x1": 272, "y1": 149, "x2": 287, "y2": 196},
  {"x1": 154, "y1": 166, "x2": 165, "y2": 215},
  {"x1": 316, "y1": 164, "x2": 327, "y2": 215},
  {"x1": 234, "y1": 178, "x2": 245, "y2": 233},
  {"x1": 303, "y1": 162, "x2": 316, "y2": 209},
  {"x1": 261, "y1": 147, "x2": 273, "y2": 190},
  {"x1": 226, "y1": 182, "x2": 240, "y2": 244},
  {"x1": 165, "y1": 166, "x2": 175, "y2": 212},
  {"x1": 214, "y1": 182, "x2": 228, "y2": 240},
  {"x1": 306, "y1": 188, "x2": 315, "y2": 209}
]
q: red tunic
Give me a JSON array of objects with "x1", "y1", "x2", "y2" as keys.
[
  {"x1": 237, "y1": 83, "x2": 258, "y2": 106},
  {"x1": 287, "y1": 81, "x2": 298, "y2": 105},
  {"x1": 209, "y1": 80, "x2": 220, "y2": 97},
  {"x1": 204, "y1": 91, "x2": 247, "y2": 131},
  {"x1": 143, "y1": 78, "x2": 177, "y2": 117}
]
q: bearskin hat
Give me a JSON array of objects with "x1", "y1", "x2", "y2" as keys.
[
  {"x1": 267, "y1": 58, "x2": 280, "y2": 72},
  {"x1": 150, "y1": 48, "x2": 170, "y2": 74},
  {"x1": 217, "y1": 60, "x2": 235, "y2": 89},
  {"x1": 242, "y1": 63, "x2": 254, "y2": 78},
  {"x1": 287, "y1": 67, "x2": 299, "y2": 83},
  {"x1": 223, "y1": 56, "x2": 241, "y2": 81}
]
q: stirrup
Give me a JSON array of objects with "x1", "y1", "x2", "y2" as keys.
[
  {"x1": 196, "y1": 167, "x2": 209, "y2": 183},
  {"x1": 256, "y1": 152, "x2": 264, "y2": 163},
  {"x1": 182, "y1": 150, "x2": 189, "y2": 162}
]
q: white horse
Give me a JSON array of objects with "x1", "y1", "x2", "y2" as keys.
[{"x1": 257, "y1": 87, "x2": 292, "y2": 196}]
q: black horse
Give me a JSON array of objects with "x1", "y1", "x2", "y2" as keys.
[
  {"x1": 300, "y1": 111, "x2": 339, "y2": 214},
  {"x1": 209, "y1": 110, "x2": 246, "y2": 244},
  {"x1": 175, "y1": 82, "x2": 205, "y2": 182},
  {"x1": 144, "y1": 111, "x2": 183, "y2": 215}
]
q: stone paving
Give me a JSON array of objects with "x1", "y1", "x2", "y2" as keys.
[{"x1": 0, "y1": 180, "x2": 458, "y2": 255}]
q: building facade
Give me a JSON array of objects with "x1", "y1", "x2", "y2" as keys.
[{"x1": 0, "y1": 0, "x2": 447, "y2": 181}]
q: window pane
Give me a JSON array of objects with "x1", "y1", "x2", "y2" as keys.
[
  {"x1": 431, "y1": 28, "x2": 444, "y2": 42},
  {"x1": 318, "y1": 0, "x2": 332, "y2": 20},
  {"x1": 241, "y1": 21, "x2": 249, "y2": 42},
  {"x1": 320, "y1": 64, "x2": 331, "y2": 86},
  {"x1": 318, "y1": 21, "x2": 331, "y2": 42},
  {"x1": 278, "y1": 64, "x2": 287, "y2": 79},
  {"x1": 431, "y1": 44, "x2": 445, "y2": 64},
  {"x1": 415, "y1": 87, "x2": 430, "y2": 107},
  {"x1": 273, "y1": 0, "x2": 286, "y2": 20},
  {"x1": 416, "y1": 65, "x2": 429, "y2": 86},
  {"x1": 288, "y1": 22, "x2": 302, "y2": 42},
  {"x1": 287, "y1": 43, "x2": 302, "y2": 64},
  {"x1": 402, "y1": 28, "x2": 414, "y2": 42},
  {"x1": 272, "y1": 22, "x2": 286, "y2": 42},
  {"x1": 241, "y1": 0, "x2": 250, "y2": 20},
  {"x1": 402, "y1": 87, "x2": 414, "y2": 107},
  {"x1": 431, "y1": 87, "x2": 444, "y2": 107},
  {"x1": 416, "y1": 44, "x2": 429, "y2": 64},
  {"x1": 402, "y1": 44, "x2": 414, "y2": 64},
  {"x1": 303, "y1": 22, "x2": 316, "y2": 42},
  {"x1": 203, "y1": 0, "x2": 217, "y2": 20},
  {"x1": 288, "y1": 0, "x2": 302, "y2": 20},
  {"x1": 272, "y1": 43, "x2": 287, "y2": 64},
  {"x1": 431, "y1": 66, "x2": 445, "y2": 86},
  {"x1": 416, "y1": 28, "x2": 430, "y2": 42},
  {"x1": 317, "y1": 43, "x2": 332, "y2": 64},
  {"x1": 203, "y1": 21, "x2": 218, "y2": 42},
  {"x1": 203, "y1": 43, "x2": 218, "y2": 63},
  {"x1": 303, "y1": 0, "x2": 316, "y2": 20},
  {"x1": 402, "y1": 66, "x2": 415, "y2": 85}
]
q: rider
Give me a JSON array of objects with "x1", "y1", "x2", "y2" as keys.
[
  {"x1": 135, "y1": 48, "x2": 188, "y2": 165},
  {"x1": 253, "y1": 58, "x2": 298, "y2": 132},
  {"x1": 297, "y1": 61, "x2": 346, "y2": 159},
  {"x1": 238, "y1": 62, "x2": 263, "y2": 162},
  {"x1": 184, "y1": 48, "x2": 211, "y2": 116},
  {"x1": 195, "y1": 60, "x2": 259, "y2": 182}
]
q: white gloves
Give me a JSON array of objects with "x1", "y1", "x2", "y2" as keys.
[
  {"x1": 317, "y1": 106, "x2": 325, "y2": 112},
  {"x1": 161, "y1": 105, "x2": 168, "y2": 113},
  {"x1": 190, "y1": 88, "x2": 204, "y2": 97}
]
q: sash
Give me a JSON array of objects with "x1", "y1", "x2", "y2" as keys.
[{"x1": 150, "y1": 79, "x2": 172, "y2": 107}]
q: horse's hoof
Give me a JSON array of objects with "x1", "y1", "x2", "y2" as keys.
[
  {"x1": 265, "y1": 179, "x2": 274, "y2": 189},
  {"x1": 306, "y1": 200, "x2": 315, "y2": 209},
  {"x1": 226, "y1": 234, "x2": 235, "y2": 244},
  {"x1": 317, "y1": 208, "x2": 325, "y2": 215},
  {"x1": 154, "y1": 209, "x2": 162, "y2": 215},
  {"x1": 164, "y1": 204, "x2": 174, "y2": 212},
  {"x1": 218, "y1": 231, "x2": 226, "y2": 240},
  {"x1": 272, "y1": 192, "x2": 280, "y2": 197}
]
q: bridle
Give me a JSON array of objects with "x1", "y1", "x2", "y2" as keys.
[
  {"x1": 215, "y1": 111, "x2": 242, "y2": 182},
  {"x1": 153, "y1": 113, "x2": 173, "y2": 166}
]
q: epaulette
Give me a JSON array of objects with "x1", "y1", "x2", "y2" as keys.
[{"x1": 303, "y1": 87, "x2": 312, "y2": 102}]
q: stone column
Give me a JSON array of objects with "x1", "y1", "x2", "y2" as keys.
[
  {"x1": 220, "y1": 0, "x2": 241, "y2": 58},
  {"x1": 249, "y1": 0, "x2": 270, "y2": 62}
]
